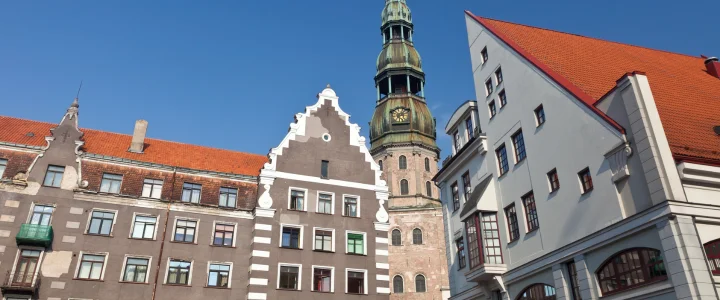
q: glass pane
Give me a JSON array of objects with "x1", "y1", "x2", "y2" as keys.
[
  {"x1": 132, "y1": 223, "x2": 145, "y2": 238},
  {"x1": 125, "y1": 265, "x2": 136, "y2": 281},
  {"x1": 144, "y1": 225, "x2": 155, "y2": 239},
  {"x1": 89, "y1": 218, "x2": 101, "y2": 234},
  {"x1": 79, "y1": 262, "x2": 91, "y2": 278},
  {"x1": 100, "y1": 220, "x2": 112, "y2": 235},
  {"x1": 151, "y1": 186, "x2": 162, "y2": 198}
]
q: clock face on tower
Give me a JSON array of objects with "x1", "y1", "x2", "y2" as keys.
[{"x1": 391, "y1": 108, "x2": 409, "y2": 123}]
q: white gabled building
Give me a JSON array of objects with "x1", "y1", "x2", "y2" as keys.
[{"x1": 436, "y1": 11, "x2": 720, "y2": 300}]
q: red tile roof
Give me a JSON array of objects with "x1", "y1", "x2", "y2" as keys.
[
  {"x1": 467, "y1": 12, "x2": 720, "y2": 166},
  {"x1": 0, "y1": 116, "x2": 267, "y2": 176}
]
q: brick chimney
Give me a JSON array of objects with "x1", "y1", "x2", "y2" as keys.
[
  {"x1": 706, "y1": 57, "x2": 720, "y2": 79},
  {"x1": 129, "y1": 120, "x2": 148, "y2": 153}
]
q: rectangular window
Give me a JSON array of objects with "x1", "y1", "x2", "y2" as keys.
[
  {"x1": 485, "y1": 79, "x2": 494, "y2": 96},
  {"x1": 13, "y1": 249, "x2": 41, "y2": 286},
  {"x1": 317, "y1": 193, "x2": 333, "y2": 214},
  {"x1": 313, "y1": 267, "x2": 333, "y2": 292},
  {"x1": 495, "y1": 68, "x2": 503, "y2": 84},
  {"x1": 499, "y1": 89, "x2": 507, "y2": 107},
  {"x1": 321, "y1": 160, "x2": 329, "y2": 179},
  {"x1": 207, "y1": 263, "x2": 231, "y2": 288},
  {"x1": 453, "y1": 130, "x2": 461, "y2": 151},
  {"x1": 489, "y1": 101, "x2": 497, "y2": 118},
  {"x1": 344, "y1": 196, "x2": 358, "y2": 217},
  {"x1": 548, "y1": 169, "x2": 560, "y2": 192},
  {"x1": 481, "y1": 213, "x2": 503, "y2": 264},
  {"x1": 535, "y1": 105, "x2": 546, "y2": 126},
  {"x1": 567, "y1": 261, "x2": 582, "y2": 300},
  {"x1": 219, "y1": 187, "x2": 237, "y2": 208},
  {"x1": 141, "y1": 179, "x2": 163, "y2": 199},
  {"x1": 77, "y1": 253, "x2": 106, "y2": 280},
  {"x1": 279, "y1": 265, "x2": 300, "y2": 290},
  {"x1": 87, "y1": 210, "x2": 115, "y2": 236},
  {"x1": 181, "y1": 183, "x2": 201, "y2": 203},
  {"x1": 465, "y1": 117, "x2": 473, "y2": 140},
  {"x1": 505, "y1": 204, "x2": 520, "y2": 241},
  {"x1": 462, "y1": 171, "x2": 471, "y2": 203},
  {"x1": 0, "y1": 158, "x2": 7, "y2": 178},
  {"x1": 456, "y1": 238, "x2": 466, "y2": 269},
  {"x1": 451, "y1": 182, "x2": 460, "y2": 211},
  {"x1": 122, "y1": 257, "x2": 149, "y2": 283},
  {"x1": 166, "y1": 259, "x2": 191, "y2": 285},
  {"x1": 99, "y1": 173, "x2": 122, "y2": 194},
  {"x1": 174, "y1": 219, "x2": 197, "y2": 243},
  {"x1": 290, "y1": 189, "x2": 305, "y2": 211},
  {"x1": 522, "y1": 192, "x2": 539, "y2": 231},
  {"x1": 43, "y1": 165, "x2": 64, "y2": 187},
  {"x1": 481, "y1": 47, "x2": 489, "y2": 64},
  {"x1": 347, "y1": 270, "x2": 365, "y2": 294},
  {"x1": 512, "y1": 130, "x2": 526, "y2": 162},
  {"x1": 579, "y1": 168, "x2": 593, "y2": 194},
  {"x1": 465, "y1": 217, "x2": 481, "y2": 268},
  {"x1": 347, "y1": 232, "x2": 365, "y2": 255},
  {"x1": 496, "y1": 144, "x2": 509, "y2": 176},
  {"x1": 30, "y1": 205, "x2": 54, "y2": 226},
  {"x1": 281, "y1": 226, "x2": 301, "y2": 249},
  {"x1": 213, "y1": 223, "x2": 234, "y2": 247},
  {"x1": 131, "y1": 215, "x2": 157, "y2": 239},
  {"x1": 314, "y1": 229, "x2": 333, "y2": 252}
]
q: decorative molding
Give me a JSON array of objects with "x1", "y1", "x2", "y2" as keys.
[
  {"x1": 257, "y1": 184, "x2": 273, "y2": 208},
  {"x1": 605, "y1": 143, "x2": 632, "y2": 183},
  {"x1": 374, "y1": 222, "x2": 390, "y2": 232},
  {"x1": 254, "y1": 208, "x2": 276, "y2": 219}
]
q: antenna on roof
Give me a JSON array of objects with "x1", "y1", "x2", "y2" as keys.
[{"x1": 76, "y1": 80, "x2": 83, "y2": 99}]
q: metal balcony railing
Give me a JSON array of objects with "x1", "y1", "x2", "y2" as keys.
[
  {"x1": 0, "y1": 271, "x2": 40, "y2": 295},
  {"x1": 16, "y1": 223, "x2": 53, "y2": 247}
]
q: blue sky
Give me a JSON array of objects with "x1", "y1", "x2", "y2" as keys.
[{"x1": 1, "y1": 0, "x2": 717, "y2": 158}]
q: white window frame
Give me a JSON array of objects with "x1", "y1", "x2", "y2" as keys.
[
  {"x1": 341, "y1": 194, "x2": 361, "y2": 218},
  {"x1": 312, "y1": 227, "x2": 336, "y2": 252},
  {"x1": 345, "y1": 230, "x2": 367, "y2": 255},
  {"x1": 315, "y1": 191, "x2": 335, "y2": 215},
  {"x1": 74, "y1": 251, "x2": 109, "y2": 280},
  {"x1": 345, "y1": 268, "x2": 368, "y2": 295},
  {"x1": 210, "y1": 220, "x2": 238, "y2": 247},
  {"x1": 99, "y1": 173, "x2": 123, "y2": 194},
  {"x1": 0, "y1": 158, "x2": 7, "y2": 178},
  {"x1": 287, "y1": 187, "x2": 309, "y2": 212},
  {"x1": 494, "y1": 67, "x2": 503, "y2": 86},
  {"x1": 164, "y1": 257, "x2": 194, "y2": 285},
  {"x1": 480, "y1": 47, "x2": 488, "y2": 65},
  {"x1": 141, "y1": 178, "x2": 164, "y2": 199},
  {"x1": 128, "y1": 212, "x2": 159, "y2": 240},
  {"x1": 85, "y1": 208, "x2": 119, "y2": 236},
  {"x1": 8, "y1": 247, "x2": 45, "y2": 288},
  {"x1": 279, "y1": 223, "x2": 304, "y2": 249},
  {"x1": 484, "y1": 77, "x2": 494, "y2": 97},
  {"x1": 25, "y1": 202, "x2": 56, "y2": 225},
  {"x1": 171, "y1": 217, "x2": 199, "y2": 244},
  {"x1": 277, "y1": 263, "x2": 302, "y2": 290},
  {"x1": 311, "y1": 265, "x2": 335, "y2": 293},
  {"x1": 181, "y1": 182, "x2": 202, "y2": 203},
  {"x1": 119, "y1": 254, "x2": 153, "y2": 283},
  {"x1": 206, "y1": 261, "x2": 233, "y2": 288}
]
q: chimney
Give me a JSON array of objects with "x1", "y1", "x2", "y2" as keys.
[
  {"x1": 706, "y1": 57, "x2": 720, "y2": 79},
  {"x1": 129, "y1": 120, "x2": 148, "y2": 153}
]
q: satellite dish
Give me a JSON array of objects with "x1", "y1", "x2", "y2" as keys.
[{"x1": 714, "y1": 126, "x2": 720, "y2": 136}]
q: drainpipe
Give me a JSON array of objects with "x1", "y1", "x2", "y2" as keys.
[{"x1": 151, "y1": 167, "x2": 177, "y2": 300}]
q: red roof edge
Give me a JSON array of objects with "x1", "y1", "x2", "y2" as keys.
[
  {"x1": 464, "y1": 11, "x2": 626, "y2": 135},
  {"x1": 674, "y1": 154, "x2": 720, "y2": 168}
]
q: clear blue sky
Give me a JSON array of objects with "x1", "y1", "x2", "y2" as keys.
[{"x1": 2, "y1": 0, "x2": 717, "y2": 158}]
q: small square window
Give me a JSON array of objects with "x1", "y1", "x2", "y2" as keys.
[
  {"x1": 43, "y1": 165, "x2": 65, "y2": 187},
  {"x1": 174, "y1": 219, "x2": 197, "y2": 243},
  {"x1": 122, "y1": 257, "x2": 150, "y2": 283},
  {"x1": 578, "y1": 168, "x2": 593, "y2": 194},
  {"x1": 279, "y1": 265, "x2": 300, "y2": 290},
  {"x1": 535, "y1": 105, "x2": 546, "y2": 126},
  {"x1": 131, "y1": 215, "x2": 157, "y2": 239},
  {"x1": 489, "y1": 101, "x2": 497, "y2": 118},
  {"x1": 512, "y1": 130, "x2": 526, "y2": 163},
  {"x1": 344, "y1": 196, "x2": 358, "y2": 217},
  {"x1": 314, "y1": 229, "x2": 334, "y2": 252},
  {"x1": 281, "y1": 225, "x2": 302, "y2": 249},
  {"x1": 213, "y1": 223, "x2": 234, "y2": 247},
  {"x1": 481, "y1": 47, "x2": 489, "y2": 64},
  {"x1": 321, "y1": 160, "x2": 329, "y2": 179},
  {"x1": 317, "y1": 193, "x2": 333, "y2": 214},
  {"x1": 495, "y1": 68, "x2": 503, "y2": 85},
  {"x1": 87, "y1": 210, "x2": 115, "y2": 236},
  {"x1": 547, "y1": 169, "x2": 560, "y2": 192},
  {"x1": 219, "y1": 187, "x2": 237, "y2": 208},
  {"x1": 346, "y1": 232, "x2": 365, "y2": 255},
  {"x1": 207, "y1": 263, "x2": 231, "y2": 288},
  {"x1": 290, "y1": 189, "x2": 306, "y2": 211},
  {"x1": 313, "y1": 267, "x2": 333, "y2": 292},
  {"x1": 522, "y1": 192, "x2": 539, "y2": 231},
  {"x1": 100, "y1": 173, "x2": 122, "y2": 194},
  {"x1": 496, "y1": 144, "x2": 509, "y2": 176},
  {"x1": 346, "y1": 270, "x2": 366, "y2": 294},
  {"x1": 166, "y1": 259, "x2": 191, "y2": 285},
  {"x1": 0, "y1": 158, "x2": 7, "y2": 178},
  {"x1": 181, "y1": 183, "x2": 202, "y2": 203},
  {"x1": 499, "y1": 90, "x2": 507, "y2": 107},
  {"x1": 142, "y1": 179, "x2": 163, "y2": 199},
  {"x1": 76, "y1": 253, "x2": 107, "y2": 280},
  {"x1": 485, "y1": 79, "x2": 494, "y2": 96}
]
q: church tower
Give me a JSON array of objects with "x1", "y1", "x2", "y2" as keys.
[{"x1": 370, "y1": 1, "x2": 449, "y2": 299}]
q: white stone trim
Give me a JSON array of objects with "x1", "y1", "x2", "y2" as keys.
[
  {"x1": 377, "y1": 287, "x2": 391, "y2": 294},
  {"x1": 252, "y1": 250, "x2": 270, "y2": 258},
  {"x1": 249, "y1": 277, "x2": 268, "y2": 286},
  {"x1": 253, "y1": 237, "x2": 271, "y2": 244},
  {"x1": 247, "y1": 292, "x2": 267, "y2": 300},
  {"x1": 376, "y1": 237, "x2": 389, "y2": 244},
  {"x1": 74, "y1": 193, "x2": 254, "y2": 219},
  {"x1": 81, "y1": 157, "x2": 257, "y2": 184},
  {"x1": 312, "y1": 227, "x2": 336, "y2": 252},
  {"x1": 316, "y1": 191, "x2": 335, "y2": 215},
  {"x1": 274, "y1": 171, "x2": 385, "y2": 192},
  {"x1": 119, "y1": 254, "x2": 152, "y2": 283},
  {"x1": 376, "y1": 263, "x2": 390, "y2": 269},
  {"x1": 279, "y1": 223, "x2": 305, "y2": 249},
  {"x1": 342, "y1": 194, "x2": 361, "y2": 218},
  {"x1": 678, "y1": 162, "x2": 720, "y2": 185},
  {"x1": 345, "y1": 268, "x2": 369, "y2": 294},
  {"x1": 311, "y1": 265, "x2": 335, "y2": 292},
  {"x1": 345, "y1": 230, "x2": 367, "y2": 255},
  {"x1": 287, "y1": 187, "x2": 309, "y2": 212},
  {"x1": 74, "y1": 251, "x2": 109, "y2": 280},
  {"x1": 277, "y1": 263, "x2": 302, "y2": 290},
  {"x1": 376, "y1": 249, "x2": 389, "y2": 256},
  {"x1": 250, "y1": 264, "x2": 269, "y2": 271},
  {"x1": 254, "y1": 223, "x2": 272, "y2": 231},
  {"x1": 376, "y1": 274, "x2": 390, "y2": 281}
]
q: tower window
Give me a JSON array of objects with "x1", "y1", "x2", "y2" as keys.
[
  {"x1": 400, "y1": 179, "x2": 409, "y2": 195},
  {"x1": 399, "y1": 155, "x2": 407, "y2": 169},
  {"x1": 424, "y1": 158, "x2": 430, "y2": 172},
  {"x1": 425, "y1": 181, "x2": 432, "y2": 197},
  {"x1": 321, "y1": 160, "x2": 329, "y2": 179}
]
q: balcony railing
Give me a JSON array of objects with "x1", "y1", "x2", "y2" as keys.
[
  {"x1": 16, "y1": 224, "x2": 53, "y2": 247},
  {"x1": 0, "y1": 271, "x2": 40, "y2": 295}
]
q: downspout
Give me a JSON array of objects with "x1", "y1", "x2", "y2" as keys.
[{"x1": 151, "y1": 166, "x2": 177, "y2": 300}]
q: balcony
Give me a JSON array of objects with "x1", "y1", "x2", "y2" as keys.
[
  {"x1": 16, "y1": 224, "x2": 53, "y2": 247},
  {"x1": 464, "y1": 263, "x2": 507, "y2": 282},
  {"x1": 0, "y1": 271, "x2": 40, "y2": 295}
]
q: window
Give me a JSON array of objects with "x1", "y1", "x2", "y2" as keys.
[
  {"x1": 399, "y1": 155, "x2": 407, "y2": 169},
  {"x1": 517, "y1": 284, "x2": 557, "y2": 300},
  {"x1": 76, "y1": 253, "x2": 106, "y2": 280},
  {"x1": 462, "y1": 171, "x2": 471, "y2": 202},
  {"x1": 122, "y1": 257, "x2": 149, "y2": 283},
  {"x1": 481, "y1": 47, "x2": 488, "y2": 64},
  {"x1": 481, "y1": 213, "x2": 503, "y2": 264},
  {"x1": 100, "y1": 173, "x2": 122, "y2": 194},
  {"x1": 207, "y1": 263, "x2": 231, "y2": 288},
  {"x1": 317, "y1": 193, "x2": 333, "y2": 214},
  {"x1": 43, "y1": 165, "x2": 64, "y2": 187},
  {"x1": 391, "y1": 229, "x2": 401, "y2": 246},
  {"x1": 290, "y1": 189, "x2": 305, "y2": 211},
  {"x1": 347, "y1": 232, "x2": 365, "y2": 255},
  {"x1": 212, "y1": 223, "x2": 234, "y2": 247},
  {"x1": 181, "y1": 183, "x2": 201, "y2": 203},
  {"x1": 29, "y1": 205, "x2": 54, "y2": 226},
  {"x1": 415, "y1": 274, "x2": 426, "y2": 292},
  {"x1": 346, "y1": 270, "x2": 366, "y2": 294},
  {"x1": 465, "y1": 217, "x2": 481, "y2": 269},
  {"x1": 567, "y1": 261, "x2": 582, "y2": 300},
  {"x1": 505, "y1": 204, "x2": 519, "y2": 241},
  {"x1": 496, "y1": 144, "x2": 509, "y2": 175},
  {"x1": 704, "y1": 239, "x2": 720, "y2": 275},
  {"x1": 279, "y1": 265, "x2": 300, "y2": 290},
  {"x1": 499, "y1": 90, "x2": 507, "y2": 107},
  {"x1": 424, "y1": 157, "x2": 430, "y2": 172},
  {"x1": 219, "y1": 187, "x2": 237, "y2": 208},
  {"x1": 512, "y1": 130, "x2": 526, "y2": 162},
  {"x1": 548, "y1": 169, "x2": 560, "y2": 192},
  {"x1": 174, "y1": 219, "x2": 196, "y2": 243},
  {"x1": 535, "y1": 105, "x2": 546, "y2": 126},
  {"x1": 425, "y1": 181, "x2": 432, "y2": 197},
  {"x1": 453, "y1": 130, "x2": 461, "y2": 151},
  {"x1": 456, "y1": 238, "x2": 466, "y2": 269},
  {"x1": 0, "y1": 158, "x2": 6, "y2": 178},
  {"x1": 412, "y1": 228, "x2": 423, "y2": 244},
  {"x1": 523, "y1": 192, "x2": 539, "y2": 231},
  {"x1": 12, "y1": 249, "x2": 41, "y2": 286},
  {"x1": 142, "y1": 179, "x2": 163, "y2": 199},
  {"x1": 379, "y1": 160, "x2": 383, "y2": 171},
  {"x1": 400, "y1": 179, "x2": 409, "y2": 195},
  {"x1": 344, "y1": 196, "x2": 358, "y2": 217},
  {"x1": 312, "y1": 267, "x2": 333, "y2": 292},
  {"x1": 495, "y1": 68, "x2": 503, "y2": 84},
  {"x1": 166, "y1": 259, "x2": 191, "y2": 285},
  {"x1": 87, "y1": 210, "x2": 115, "y2": 236},
  {"x1": 321, "y1": 160, "x2": 329, "y2": 179},
  {"x1": 281, "y1": 225, "x2": 302, "y2": 249},
  {"x1": 466, "y1": 117, "x2": 474, "y2": 140},
  {"x1": 314, "y1": 229, "x2": 333, "y2": 252},
  {"x1": 596, "y1": 248, "x2": 667, "y2": 295},
  {"x1": 131, "y1": 215, "x2": 157, "y2": 239},
  {"x1": 489, "y1": 101, "x2": 497, "y2": 118},
  {"x1": 578, "y1": 168, "x2": 593, "y2": 194},
  {"x1": 485, "y1": 79, "x2": 494, "y2": 96},
  {"x1": 393, "y1": 275, "x2": 404, "y2": 293},
  {"x1": 451, "y1": 182, "x2": 460, "y2": 211}
]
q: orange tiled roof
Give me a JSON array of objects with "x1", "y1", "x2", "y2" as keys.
[
  {"x1": 0, "y1": 116, "x2": 267, "y2": 176},
  {"x1": 467, "y1": 12, "x2": 720, "y2": 166}
]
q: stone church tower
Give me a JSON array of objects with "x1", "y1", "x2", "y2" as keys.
[{"x1": 369, "y1": 1, "x2": 450, "y2": 299}]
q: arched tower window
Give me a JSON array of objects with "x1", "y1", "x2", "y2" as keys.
[
  {"x1": 412, "y1": 228, "x2": 423, "y2": 244},
  {"x1": 400, "y1": 179, "x2": 409, "y2": 195},
  {"x1": 596, "y1": 248, "x2": 667, "y2": 295},
  {"x1": 424, "y1": 157, "x2": 430, "y2": 172},
  {"x1": 399, "y1": 156, "x2": 407, "y2": 169},
  {"x1": 379, "y1": 160, "x2": 383, "y2": 171},
  {"x1": 425, "y1": 181, "x2": 432, "y2": 197},
  {"x1": 391, "y1": 229, "x2": 402, "y2": 246},
  {"x1": 415, "y1": 274, "x2": 426, "y2": 292},
  {"x1": 393, "y1": 275, "x2": 404, "y2": 293},
  {"x1": 516, "y1": 284, "x2": 556, "y2": 300},
  {"x1": 704, "y1": 239, "x2": 720, "y2": 275}
]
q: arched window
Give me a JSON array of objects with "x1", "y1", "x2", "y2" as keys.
[
  {"x1": 413, "y1": 228, "x2": 423, "y2": 244},
  {"x1": 425, "y1": 181, "x2": 432, "y2": 197},
  {"x1": 379, "y1": 160, "x2": 383, "y2": 171},
  {"x1": 393, "y1": 275, "x2": 404, "y2": 293},
  {"x1": 424, "y1": 157, "x2": 430, "y2": 172},
  {"x1": 400, "y1": 179, "x2": 409, "y2": 195},
  {"x1": 516, "y1": 284, "x2": 556, "y2": 300},
  {"x1": 596, "y1": 248, "x2": 667, "y2": 295},
  {"x1": 399, "y1": 155, "x2": 407, "y2": 169},
  {"x1": 415, "y1": 274, "x2": 426, "y2": 292},
  {"x1": 704, "y1": 239, "x2": 720, "y2": 275},
  {"x1": 391, "y1": 229, "x2": 402, "y2": 246}
]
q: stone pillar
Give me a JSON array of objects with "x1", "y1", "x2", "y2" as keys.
[
  {"x1": 552, "y1": 264, "x2": 570, "y2": 300},
  {"x1": 375, "y1": 222, "x2": 391, "y2": 295},
  {"x1": 247, "y1": 207, "x2": 275, "y2": 300},
  {"x1": 573, "y1": 255, "x2": 599, "y2": 300}
]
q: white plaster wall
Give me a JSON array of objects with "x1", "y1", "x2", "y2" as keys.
[
  {"x1": 505, "y1": 268, "x2": 555, "y2": 299},
  {"x1": 684, "y1": 184, "x2": 720, "y2": 206}
]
